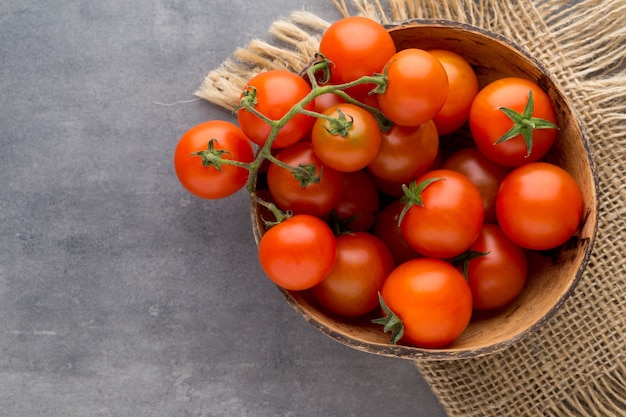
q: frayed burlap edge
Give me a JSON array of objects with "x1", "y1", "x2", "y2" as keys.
[{"x1": 195, "y1": 1, "x2": 626, "y2": 416}]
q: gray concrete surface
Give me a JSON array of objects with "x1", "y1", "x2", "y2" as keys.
[{"x1": 0, "y1": 1, "x2": 448, "y2": 416}]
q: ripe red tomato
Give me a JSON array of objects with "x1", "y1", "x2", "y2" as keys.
[
  {"x1": 174, "y1": 121, "x2": 254, "y2": 199},
  {"x1": 377, "y1": 48, "x2": 449, "y2": 126},
  {"x1": 442, "y1": 147, "x2": 510, "y2": 224},
  {"x1": 319, "y1": 16, "x2": 396, "y2": 97},
  {"x1": 237, "y1": 70, "x2": 315, "y2": 148},
  {"x1": 310, "y1": 232, "x2": 394, "y2": 317},
  {"x1": 367, "y1": 120, "x2": 439, "y2": 184},
  {"x1": 469, "y1": 77, "x2": 557, "y2": 167},
  {"x1": 496, "y1": 162, "x2": 583, "y2": 250},
  {"x1": 465, "y1": 224, "x2": 528, "y2": 310},
  {"x1": 267, "y1": 141, "x2": 344, "y2": 217},
  {"x1": 332, "y1": 170, "x2": 380, "y2": 232},
  {"x1": 400, "y1": 169, "x2": 484, "y2": 259},
  {"x1": 311, "y1": 103, "x2": 381, "y2": 173},
  {"x1": 377, "y1": 258, "x2": 473, "y2": 348},
  {"x1": 258, "y1": 214, "x2": 337, "y2": 291},
  {"x1": 428, "y1": 49, "x2": 479, "y2": 136},
  {"x1": 373, "y1": 200, "x2": 421, "y2": 265}
]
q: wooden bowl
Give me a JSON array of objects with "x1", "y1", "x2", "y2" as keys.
[{"x1": 250, "y1": 20, "x2": 598, "y2": 360}]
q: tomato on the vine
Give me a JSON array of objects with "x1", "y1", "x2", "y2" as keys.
[
  {"x1": 258, "y1": 214, "x2": 337, "y2": 291},
  {"x1": 310, "y1": 232, "x2": 394, "y2": 317},
  {"x1": 267, "y1": 141, "x2": 344, "y2": 217},
  {"x1": 428, "y1": 49, "x2": 479, "y2": 136},
  {"x1": 463, "y1": 224, "x2": 528, "y2": 311},
  {"x1": 319, "y1": 16, "x2": 396, "y2": 97},
  {"x1": 311, "y1": 103, "x2": 381, "y2": 173},
  {"x1": 496, "y1": 162, "x2": 583, "y2": 250},
  {"x1": 400, "y1": 169, "x2": 484, "y2": 259},
  {"x1": 469, "y1": 77, "x2": 558, "y2": 167},
  {"x1": 331, "y1": 169, "x2": 380, "y2": 232},
  {"x1": 174, "y1": 120, "x2": 254, "y2": 199},
  {"x1": 375, "y1": 258, "x2": 473, "y2": 348},
  {"x1": 367, "y1": 120, "x2": 439, "y2": 184},
  {"x1": 377, "y1": 48, "x2": 449, "y2": 127},
  {"x1": 237, "y1": 69, "x2": 315, "y2": 149},
  {"x1": 442, "y1": 147, "x2": 510, "y2": 224}
]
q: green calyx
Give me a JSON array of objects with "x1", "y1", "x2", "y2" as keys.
[
  {"x1": 324, "y1": 108, "x2": 354, "y2": 137},
  {"x1": 449, "y1": 249, "x2": 491, "y2": 279},
  {"x1": 191, "y1": 139, "x2": 230, "y2": 171},
  {"x1": 496, "y1": 89, "x2": 559, "y2": 157},
  {"x1": 371, "y1": 293, "x2": 404, "y2": 345},
  {"x1": 397, "y1": 177, "x2": 446, "y2": 227}
]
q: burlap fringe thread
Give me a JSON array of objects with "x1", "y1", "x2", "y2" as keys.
[{"x1": 195, "y1": 1, "x2": 626, "y2": 416}]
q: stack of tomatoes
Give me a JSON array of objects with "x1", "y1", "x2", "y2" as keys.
[{"x1": 174, "y1": 17, "x2": 584, "y2": 349}]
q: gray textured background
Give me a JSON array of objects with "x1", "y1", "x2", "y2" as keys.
[{"x1": 0, "y1": 1, "x2": 448, "y2": 416}]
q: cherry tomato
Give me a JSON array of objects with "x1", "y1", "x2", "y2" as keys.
[
  {"x1": 496, "y1": 162, "x2": 583, "y2": 250},
  {"x1": 373, "y1": 200, "x2": 421, "y2": 265},
  {"x1": 258, "y1": 214, "x2": 337, "y2": 291},
  {"x1": 469, "y1": 77, "x2": 557, "y2": 167},
  {"x1": 267, "y1": 141, "x2": 344, "y2": 217},
  {"x1": 311, "y1": 103, "x2": 381, "y2": 173},
  {"x1": 428, "y1": 49, "x2": 479, "y2": 136},
  {"x1": 319, "y1": 16, "x2": 396, "y2": 97},
  {"x1": 310, "y1": 232, "x2": 394, "y2": 317},
  {"x1": 377, "y1": 49, "x2": 449, "y2": 126},
  {"x1": 314, "y1": 92, "x2": 345, "y2": 114},
  {"x1": 237, "y1": 70, "x2": 315, "y2": 148},
  {"x1": 332, "y1": 170, "x2": 380, "y2": 232},
  {"x1": 367, "y1": 120, "x2": 439, "y2": 184},
  {"x1": 400, "y1": 169, "x2": 484, "y2": 259},
  {"x1": 174, "y1": 121, "x2": 254, "y2": 199},
  {"x1": 465, "y1": 224, "x2": 528, "y2": 310},
  {"x1": 442, "y1": 147, "x2": 510, "y2": 224},
  {"x1": 377, "y1": 258, "x2": 473, "y2": 348}
]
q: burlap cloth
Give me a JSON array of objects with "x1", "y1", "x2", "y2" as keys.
[{"x1": 196, "y1": 1, "x2": 626, "y2": 415}]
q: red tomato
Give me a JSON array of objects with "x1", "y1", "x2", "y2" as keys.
[
  {"x1": 496, "y1": 162, "x2": 583, "y2": 250},
  {"x1": 311, "y1": 103, "x2": 381, "y2": 172},
  {"x1": 267, "y1": 141, "x2": 344, "y2": 217},
  {"x1": 469, "y1": 77, "x2": 558, "y2": 167},
  {"x1": 465, "y1": 224, "x2": 528, "y2": 310},
  {"x1": 367, "y1": 120, "x2": 439, "y2": 184},
  {"x1": 237, "y1": 70, "x2": 315, "y2": 148},
  {"x1": 428, "y1": 49, "x2": 479, "y2": 136},
  {"x1": 310, "y1": 232, "x2": 394, "y2": 317},
  {"x1": 174, "y1": 121, "x2": 254, "y2": 199},
  {"x1": 314, "y1": 92, "x2": 345, "y2": 114},
  {"x1": 332, "y1": 170, "x2": 380, "y2": 232},
  {"x1": 442, "y1": 147, "x2": 510, "y2": 224},
  {"x1": 373, "y1": 200, "x2": 421, "y2": 265},
  {"x1": 258, "y1": 215, "x2": 337, "y2": 291},
  {"x1": 377, "y1": 49, "x2": 449, "y2": 126},
  {"x1": 319, "y1": 16, "x2": 396, "y2": 97},
  {"x1": 400, "y1": 169, "x2": 484, "y2": 259},
  {"x1": 377, "y1": 258, "x2": 473, "y2": 348}
]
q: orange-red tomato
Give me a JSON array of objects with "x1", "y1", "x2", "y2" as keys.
[
  {"x1": 496, "y1": 162, "x2": 583, "y2": 250},
  {"x1": 428, "y1": 49, "x2": 479, "y2": 136},
  {"x1": 378, "y1": 258, "x2": 473, "y2": 348},
  {"x1": 174, "y1": 121, "x2": 254, "y2": 199},
  {"x1": 373, "y1": 200, "x2": 421, "y2": 265},
  {"x1": 237, "y1": 70, "x2": 315, "y2": 149},
  {"x1": 258, "y1": 215, "x2": 337, "y2": 291},
  {"x1": 377, "y1": 49, "x2": 449, "y2": 126},
  {"x1": 310, "y1": 232, "x2": 394, "y2": 317},
  {"x1": 332, "y1": 170, "x2": 380, "y2": 232}
]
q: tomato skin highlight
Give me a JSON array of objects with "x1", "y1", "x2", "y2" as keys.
[
  {"x1": 401, "y1": 169, "x2": 485, "y2": 259},
  {"x1": 174, "y1": 121, "x2": 254, "y2": 199},
  {"x1": 469, "y1": 77, "x2": 557, "y2": 167},
  {"x1": 496, "y1": 162, "x2": 583, "y2": 250},
  {"x1": 237, "y1": 70, "x2": 315, "y2": 149},
  {"x1": 377, "y1": 48, "x2": 449, "y2": 127},
  {"x1": 311, "y1": 103, "x2": 382, "y2": 173},
  {"x1": 380, "y1": 258, "x2": 473, "y2": 348},
  {"x1": 267, "y1": 142, "x2": 344, "y2": 217},
  {"x1": 466, "y1": 224, "x2": 528, "y2": 310},
  {"x1": 310, "y1": 232, "x2": 394, "y2": 317},
  {"x1": 258, "y1": 215, "x2": 337, "y2": 291},
  {"x1": 428, "y1": 49, "x2": 479, "y2": 136}
]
